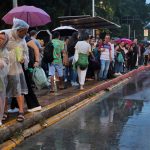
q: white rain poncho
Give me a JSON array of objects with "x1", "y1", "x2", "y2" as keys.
[
  {"x1": 1, "y1": 18, "x2": 29, "y2": 97},
  {"x1": 0, "y1": 33, "x2": 9, "y2": 121}
]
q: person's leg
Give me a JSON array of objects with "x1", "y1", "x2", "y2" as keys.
[
  {"x1": 73, "y1": 70, "x2": 78, "y2": 83},
  {"x1": 70, "y1": 66, "x2": 78, "y2": 86},
  {"x1": 77, "y1": 67, "x2": 87, "y2": 90},
  {"x1": 16, "y1": 95, "x2": 25, "y2": 122},
  {"x1": 115, "y1": 61, "x2": 118, "y2": 73},
  {"x1": 99, "y1": 60, "x2": 105, "y2": 80},
  {"x1": 94, "y1": 70, "x2": 98, "y2": 80},
  {"x1": 117, "y1": 62, "x2": 121, "y2": 73},
  {"x1": 144, "y1": 55, "x2": 148, "y2": 66},
  {"x1": 64, "y1": 66, "x2": 68, "y2": 82},
  {"x1": 16, "y1": 95, "x2": 24, "y2": 113},
  {"x1": 80, "y1": 68, "x2": 87, "y2": 88},
  {"x1": 10, "y1": 97, "x2": 19, "y2": 109},
  {"x1": 24, "y1": 70, "x2": 41, "y2": 110},
  {"x1": 103, "y1": 60, "x2": 110, "y2": 79},
  {"x1": 120, "y1": 63, "x2": 124, "y2": 73},
  {"x1": 0, "y1": 93, "x2": 5, "y2": 125},
  {"x1": 48, "y1": 64, "x2": 55, "y2": 92},
  {"x1": 55, "y1": 64, "x2": 64, "y2": 89}
]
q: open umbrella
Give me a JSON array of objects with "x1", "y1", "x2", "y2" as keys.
[
  {"x1": 115, "y1": 38, "x2": 132, "y2": 45},
  {"x1": 37, "y1": 30, "x2": 52, "y2": 45},
  {"x1": 2, "y1": 5, "x2": 51, "y2": 27},
  {"x1": 52, "y1": 26, "x2": 78, "y2": 36}
]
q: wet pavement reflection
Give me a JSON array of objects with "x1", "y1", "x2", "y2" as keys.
[{"x1": 15, "y1": 71, "x2": 150, "y2": 150}]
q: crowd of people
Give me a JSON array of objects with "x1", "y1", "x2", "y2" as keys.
[{"x1": 0, "y1": 17, "x2": 149, "y2": 125}]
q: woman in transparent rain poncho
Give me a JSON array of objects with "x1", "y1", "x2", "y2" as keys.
[
  {"x1": 0, "y1": 33, "x2": 9, "y2": 125},
  {"x1": 2, "y1": 18, "x2": 29, "y2": 122}
]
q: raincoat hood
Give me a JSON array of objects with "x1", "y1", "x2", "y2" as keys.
[{"x1": 12, "y1": 18, "x2": 29, "y2": 30}]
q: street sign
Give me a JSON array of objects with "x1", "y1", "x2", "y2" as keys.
[{"x1": 144, "y1": 29, "x2": 148, "y2": 37}]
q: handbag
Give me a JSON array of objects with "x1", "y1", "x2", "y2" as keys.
[
  {"x1": 76, "y1": 53, "x2": 89, "y2": 70},
  {"x1": 117, "y1": 53, "x2": 124, "y2": 63}
]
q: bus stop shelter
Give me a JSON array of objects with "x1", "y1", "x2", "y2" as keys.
[{"x1": 59, "y1": 16, "x2": 121, "y2": 29}]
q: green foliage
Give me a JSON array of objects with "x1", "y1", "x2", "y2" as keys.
[{"x1": 0, "y1": 0, "x2": 149, "y2": 39}]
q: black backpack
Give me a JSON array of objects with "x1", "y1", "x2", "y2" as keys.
[{"x1": 42, "y1": 41, "x2": 54, "y2": 64}]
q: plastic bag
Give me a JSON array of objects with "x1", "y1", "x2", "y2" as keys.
[{"x1": 32, "y1": 67, "x2": 50, "y2": 89}]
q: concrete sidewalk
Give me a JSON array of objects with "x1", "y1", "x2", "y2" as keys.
[{"x1": 0, "y1": 65, "x2": 150, "y2": 149}]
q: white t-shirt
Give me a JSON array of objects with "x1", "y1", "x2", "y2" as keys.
[{"x1": 75, "y1": 41, "x2": 91, "y2": 54}]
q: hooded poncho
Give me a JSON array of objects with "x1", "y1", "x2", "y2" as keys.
[{"x1": 1, "y1": 18, "x2": 29, "y2": 97}]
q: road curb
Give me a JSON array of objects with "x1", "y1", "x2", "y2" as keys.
[
  {"x1": 0, "y1": 65, "x2": 150, "y2": 149},
  {"x1": 0, "y1": 91, "x2": 106, "y2": 150}
]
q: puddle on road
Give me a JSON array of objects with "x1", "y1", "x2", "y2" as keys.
[{"x1": 15, "y1": 71, "x2": 150, "y2": 150}]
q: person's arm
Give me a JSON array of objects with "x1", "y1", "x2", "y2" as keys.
[
  {"x1": 98, "y1": 44, "x2": 105, "y2": 52},
  {"x1": 27, "y1": 40, "x2": 40, "y2": 67},
  {"x1": 89, "y1": 45, "x2": 95, "y2": 59},
  {"x1": 109, "y1": 45, "x2": 112, "y2": 61}
]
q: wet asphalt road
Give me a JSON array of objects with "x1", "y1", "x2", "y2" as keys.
[{"x1": 15, "y1": 71, "x2": 150, "y2": 150}]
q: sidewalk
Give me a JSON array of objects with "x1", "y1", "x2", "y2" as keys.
[{"x1": 0, "y1": 65, "x2": 150, "y2": 149}]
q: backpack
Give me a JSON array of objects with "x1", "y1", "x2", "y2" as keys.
[
  {"x1": 42, "y1": 41, "x2": 54, "y2": 64},
  {"x1": 32, "y1": 67, "x2": 50, "y2": 89}
]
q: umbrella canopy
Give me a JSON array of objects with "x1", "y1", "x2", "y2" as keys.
[
  {"x1": 52, "y1": 26, "x2": 78, "y2": 36},
  {"x1": 115, "y1": 38, "x2": 132, "y2": 45},
  {"x1": 37, "y1": 30, "x2": 52, "y2": 45},
  {"x1": 2, "y1": 5, "x2": 51, "y2": 27}
]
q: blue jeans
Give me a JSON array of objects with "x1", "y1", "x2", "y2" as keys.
[
  {"x1": 64, "y1": 66, "x2": 70, "y2": 81},
  {"x1": 115, "y1": 62, "x2": 123, "y2": 73},
  {"x1": 70, "y1": 67, "x2": 78, "y2": 83},
  {"x1": 99, "y1": 60, "x2": 110, "y2": 79},
  {"x1": 64, "y1": 66, "x2": 77, "y2": 83}
]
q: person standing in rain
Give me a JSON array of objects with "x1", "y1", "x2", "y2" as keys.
[
  {"x1": 0, "y1": 32, "x2": 9, "y2": 125},
  {"x1": 2, "y1": 18, "x2": 29, "y2": 122},
  {"x1": 74, "y1": 33, "x2": 93, "y2": 90},
  {"x1": 48, "y1": 31, "x2": 65, "y2": 92},
  {"x1": 99, "y1": 34, "x2": 112, "y2": 80}
]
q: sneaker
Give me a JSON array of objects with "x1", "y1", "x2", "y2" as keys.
[
  {"x1": 74, "y1": 82, "x2": 79, "y2": 86},
  {"x1": 71, "y1": 82, "x2": 75, "y2": 86},
  {"x1": 64, "y1": 79, "x2": 67, "y2": 82},
  {"x1": 27, "y1": 106, "x2": 42, "y2": 112},
  {"x1": 115, "y1": 73, "x2": 121, "y2": 76},
  {"x1": 118, "y1": 72, "x2": 122, "y2": 75},
  {"x1": 8, "y1": 108, "x2": 19, "y2": 113}
]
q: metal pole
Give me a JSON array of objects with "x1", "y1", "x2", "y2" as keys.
[
  {"x1": 134, "y1": 30, "x2": 136, "y2": 39},
  {"x1": 92, "y1": 0, "x2": 95, "y2": 37},
  {"x1": 92, "y1": 0, "x2": 95, "y2": 17},
  {"x1": 128, "y1": 24, "x2": 131, "y2": 39},
  {"x1": 13, "y1": 0, "x2": 18, "y2": 8}
]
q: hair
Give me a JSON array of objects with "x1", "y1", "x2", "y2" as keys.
[
  {"x1": 68, "y1": 32, "x2": 78, "y2": 44},
  {"x1": 82, "y1": 32, "x2": 90, "y2": 41},
  {"x1": 90, "y1": 35, "x2": 94, "y2": 39},
  {"x1": 0, "y1": 32, "x2": 9, "y2": 48},
  {"x1": 64, "y1": 36, "x2": 69, "y2": 41},
  {"x1": 71, "y1": 32, "x2": 78, "y2": 41},
  {"x1": 96, "y1": 44, "x2": 99, "y2": 47},
  {"x1": 52, "y1": 31, "x2": 60, "y2": 39},
  {"x1": 30, "y1": 30, "x2": 37, "y2": 37},
  {"x1": 105, "y1": 34, "x2": 110, "y2": 38}
]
